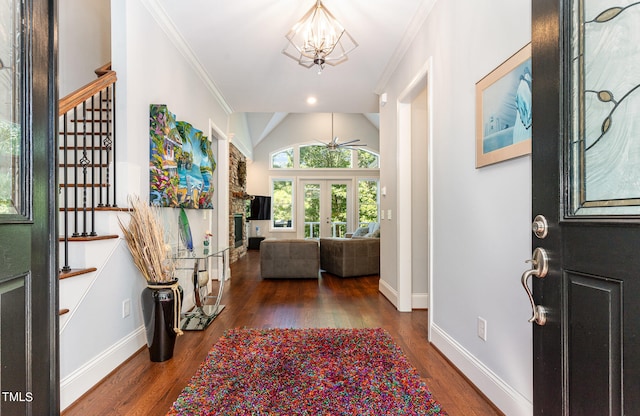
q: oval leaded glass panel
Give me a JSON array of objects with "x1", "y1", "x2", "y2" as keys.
[{"x1": 569, "y1": 0, "x2": 640, "y2": 216}]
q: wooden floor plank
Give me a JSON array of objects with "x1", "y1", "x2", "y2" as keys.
[{"x1": 62, "y1": 250, "x2": 503, "y2": 416}]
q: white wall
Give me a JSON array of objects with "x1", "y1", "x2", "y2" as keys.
[
  {"x1": 58, "y1": 0, "x2": 111, "y2": 96},
  {"x1": 380, "y1": 0, "x2": 533, "y2": 414},
  {"x1": 59, "y1": 0, "x2": 234, "y2": 409},
  {"x1": 411, "y1": 87, "x2": 429, "y2": 297},
  {"x1": 228, "y1": 112, "x2": 254, "y2": 160}
]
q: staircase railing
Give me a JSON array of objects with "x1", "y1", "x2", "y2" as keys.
[{"x1": 58, "y1": 63, "x2": 118, "y2": 272}]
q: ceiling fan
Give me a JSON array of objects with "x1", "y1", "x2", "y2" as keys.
[{"x1": 320, "y1": 113, "x2": 367, "y2": 151}]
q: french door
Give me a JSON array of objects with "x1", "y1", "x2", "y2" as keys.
[
  {"x1": 531, "y1": 0, "x2": 640, "y2": 414},
  {"x1": 0, "y1": 0, "x2": 58, "y2": 414},
  {"x1": 299, "y1": 180, "x2": 352, "y2": 238}
]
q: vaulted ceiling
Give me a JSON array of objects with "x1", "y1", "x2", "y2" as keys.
[{"x1": 151, "y1": 0, "x2": 436, "y2": 143}]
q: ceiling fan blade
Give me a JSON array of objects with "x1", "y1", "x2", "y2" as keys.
[{"x1": 338, "y1": 139, "x2": 361, "y2": 146}]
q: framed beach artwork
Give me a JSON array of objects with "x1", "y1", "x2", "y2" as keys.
[
  {"x1": 149, "y1": 104, "x2": 216, "y2": 209},
  {"x1": 475, "y1": 43, "x2": 532, "y2": 168}
]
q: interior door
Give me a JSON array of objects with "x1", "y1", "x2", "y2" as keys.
[
  {"x1": 531, "y1": 0, "x2": 640, "y2": 414},
  {"x1": 0, "y1": 0, "x2": 58, "y2": 414},
  {"x1": 300, "y1": 180, "x2": 351, "y2": 238}
]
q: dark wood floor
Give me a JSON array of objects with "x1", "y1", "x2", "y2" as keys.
[{"x1": 63, "y1": 250, "x2": 502, "y2": 416}]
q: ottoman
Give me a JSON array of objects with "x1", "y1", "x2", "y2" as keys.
[
  {"x1": 319, "y1": 237, "x2": 380, "y2": 277},
  {"x1": 260, "y1": 239, "x2": 320, "y2": 279}
]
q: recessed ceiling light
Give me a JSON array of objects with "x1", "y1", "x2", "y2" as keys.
[{"x1": 307, "y1": 96, "x2": 317, "y2": 105}]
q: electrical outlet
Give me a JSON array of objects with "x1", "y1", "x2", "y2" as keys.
[
  {"x1": 477, "y1": 317, "x2": 487, "y2": 341},
  {"x1": 387, "y1": 209, "x2": 392, "y2": 220},
  {"x1": 122, "y1": 299, "x2": 131, "y2": 318}
]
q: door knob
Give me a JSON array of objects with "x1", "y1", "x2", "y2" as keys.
[{"x1": 521, "y1": 247, "x2": 549, "y2": 325}]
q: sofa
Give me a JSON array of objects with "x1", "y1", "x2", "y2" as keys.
[
  {"x1": 260, "y1": 238, "x2": 320, "y2": 279},
  {"x1": 319, "y1": 223, "x2": 380, "y2": 278}
]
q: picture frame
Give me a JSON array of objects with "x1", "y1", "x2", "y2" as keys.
[{"x1": 475, "y1": 43, "x2": 532, "y2": 168}]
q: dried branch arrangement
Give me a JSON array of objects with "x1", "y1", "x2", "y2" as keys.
[{"x1": 119, "y1": 196, "x2": 175, "y2": 284}]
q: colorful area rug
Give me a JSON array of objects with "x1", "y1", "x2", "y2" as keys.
[{"x1": 168, "y1": 327, "x2": 447, "y2": 415}]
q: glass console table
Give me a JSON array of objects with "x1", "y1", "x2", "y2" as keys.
[{"x1": 173, "y1": 245, "x2": 230, "y2": 331}]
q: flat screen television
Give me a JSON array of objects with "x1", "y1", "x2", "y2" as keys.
[{"x1": 248, "y1": 196, "x2": 271, "y2": 220}]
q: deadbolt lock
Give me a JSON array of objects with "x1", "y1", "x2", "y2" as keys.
[{"x1": 532, "y1": 215, "x2": 548, "y2": 239}]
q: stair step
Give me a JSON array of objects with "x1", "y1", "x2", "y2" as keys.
[
  {"x1": 58, "y1": 234, "x2": 119, "y2": 242},
  {"x1": 58, "y1": 146, "x2": 110, "y2": 151},
  {"x1": 58, "y1": 163, "x2": 109, "y2": 168},
  {"x1": 59, "y1": 132, "x2": 110, "y2": 137},
  {"x1": 59, "y1": 267, "x2": 97, "y2": 280},
  {"x1": 67, "y1": 119, "x2": 111, "y2": 123},
  {"x1": 69, "y1": 108, "x2": 111, "y2": 113},
  {"x1": 59, "y1": 207, "x2": 125, "y2": 213},
  {"x1": 59, "y1": 309, "x2": 70, "y2": 316},
  {"x1": 59, "y1": 183, "x2": 109, "y2": 188}
]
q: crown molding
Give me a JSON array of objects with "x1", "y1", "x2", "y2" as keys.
[
  {"x1": 140, "y1": 0, "x2": 233, "y2": 115},
  {"x1": 374, "y1": 0, "x2": 437, "y2": 94}
]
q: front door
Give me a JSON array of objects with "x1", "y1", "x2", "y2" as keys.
[
  {"x1": 300, "y1": 180, "x2": 351, "y2": 238},
  {"x1": 0, "y1": 0, "x2": 58, "y2": 414},
  {"x1": 532, "y1": 0, "x2": 640, "y2": 414}
]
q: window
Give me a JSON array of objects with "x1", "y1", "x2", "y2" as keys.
[
  {"x1": 303, "y1": 183, "x2": 320, "y2": 238},
  {"x1": 271, "y1": 178, "x2": 294, "y2": 229},
  {"x1": 299, "y1": 144, "x2": 351, "y2": 168},
  {"x1": 267, "y1": 146, "x2": 379, "y2": 237},
  {"x1": 357, "y1": 149, "x2": 379, "y2": 168},
  {"x1": 270, "y1": 146, "x2": 379, "y2": 170},
  {"x1": 357, "y1": 179, "x2": 379, "y2": 227},
  {"x1": 271, "y1": 148, "x2": 294, "y2": 169},
  {"x1": 331, "y1": 183, "x2": 348, "y2": 237}
]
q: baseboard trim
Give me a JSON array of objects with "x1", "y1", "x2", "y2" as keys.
[
  {"x1": 412, "y1": 292, "x2": 429, "y2": 309},
  {"x1": 378, "y1": 279, "x2": 429, "y2": 309},
  {"x1": 60, "y1": 326, "x2": 147, "y2": 411},
  {"x1": 430, "y1": 324, "x2": 532, "y2": 416},
  {"x1": 378, "y1": 278, "x2": 398, "y2": 308},
  {"x1": 379, "y1": 281, "x2": 429, "y2": 310}
]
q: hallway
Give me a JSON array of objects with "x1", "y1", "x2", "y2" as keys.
[{"x1": 63, "y1": 250, "x2": 501, "y2": 415}]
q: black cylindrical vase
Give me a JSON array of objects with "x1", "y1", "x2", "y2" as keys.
[{"x1": 141, "y1": 281, "x2": 183, "y2": 362}]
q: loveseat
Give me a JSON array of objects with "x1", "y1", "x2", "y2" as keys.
[{"x1": 319, "y1": 223, "x2": 380, "y2": 278}]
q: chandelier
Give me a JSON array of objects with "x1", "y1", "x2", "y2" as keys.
[{"x1": 282, "y1": 0, "x2": 358, "y2": 74}]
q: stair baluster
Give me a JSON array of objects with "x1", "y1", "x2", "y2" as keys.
[
  {"x1": 61, "y1": 113, "x2": 71, "y2": 272},
  {"x1": 97, "y1": 90, "x2": 105, "y2": 207},
  {"x1": 58, "y1": 64, "x2": 118, "y2": 272},
  {"x1": 104, "y1": 84, "x2": 117, "y2": 208}
]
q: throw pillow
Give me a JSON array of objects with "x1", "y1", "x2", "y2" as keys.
[
  {"x1": 365, "y1": 228, "x2": 381, "y2": 238},
  {"x1": 352, "y1": 226, "x2": 369, "y2": 237}
]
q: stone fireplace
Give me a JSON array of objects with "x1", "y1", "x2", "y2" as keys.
[{"x1": 229, "y1": 143, "x2": 248, "y2": 263}]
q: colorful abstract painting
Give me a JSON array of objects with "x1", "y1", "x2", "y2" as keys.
[{"x1": 149, "y1": 104, "x2": 216, "y2": 208}]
